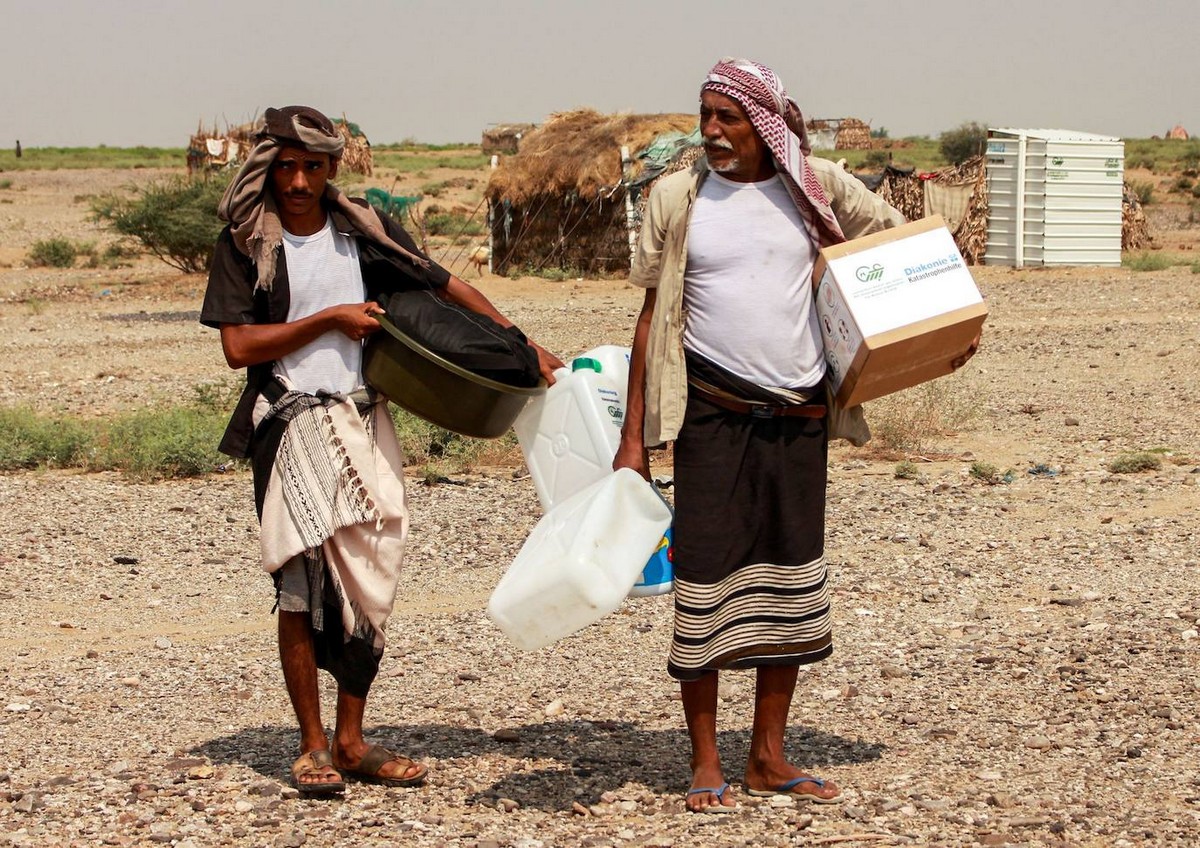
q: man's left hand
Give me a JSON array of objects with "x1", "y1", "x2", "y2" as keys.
[{"x1": 950, "y1": 330, "x2": 982, "y2": 370}]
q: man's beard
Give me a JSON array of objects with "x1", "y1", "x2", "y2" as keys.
[{"x1": 705, "y1": 138, "x2": 738, "y2": 173}]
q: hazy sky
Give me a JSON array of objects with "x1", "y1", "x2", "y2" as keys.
[{"x1": 2, "y1": 0, "x2": 1195, "y2": 148}]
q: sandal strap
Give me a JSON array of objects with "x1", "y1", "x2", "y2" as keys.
[
  {"x1": 358, "y1": 744, "x2": 412, "y2": 776},
  {"x1": 780, "y1": 775, "x2": 824, "y2": 791},
  {"x1": 686, "y1": 782, "x2": 730, "y2": 799}
]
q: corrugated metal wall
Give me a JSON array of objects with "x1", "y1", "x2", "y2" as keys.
[{"x1": 985, "y1": 129, "x2": 1124, "y2": 267}]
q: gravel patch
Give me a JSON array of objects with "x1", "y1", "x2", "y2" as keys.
[{"x1": 1, "y1": 174, "x2": 1199, "y2": 846}]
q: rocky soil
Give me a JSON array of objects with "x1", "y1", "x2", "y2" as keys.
[{"x1": 1, "y1": 169, "x2": 1199, "y2": 847}]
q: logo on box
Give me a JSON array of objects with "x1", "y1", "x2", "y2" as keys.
[{"x1": 856, "y1": 263, "x2": 884, "y2": 283}]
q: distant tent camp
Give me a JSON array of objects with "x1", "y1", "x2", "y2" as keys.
[
  {"x1": 187, "y1": 115, "x2": 374, "y2": 176},
  {"x1": 485, "y1": 109, "x2": 697, "y2": 276}
]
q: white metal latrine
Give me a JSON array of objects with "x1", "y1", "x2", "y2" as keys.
[{"x1": 984, "y1": 128, "x2": 1124, "y2": 267}]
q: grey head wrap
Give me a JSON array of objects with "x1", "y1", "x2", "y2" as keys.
[{"x1": 217, "y1": 105, "x2": 428, "y2": 293}]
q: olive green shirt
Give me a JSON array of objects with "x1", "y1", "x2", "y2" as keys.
[{"x1": 630, "y1": 155, "x2": 906, "y2": 447}]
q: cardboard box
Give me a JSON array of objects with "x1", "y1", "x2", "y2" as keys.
[{"x1": 813, "y1": 215, "x2": 987, "y2": 407}]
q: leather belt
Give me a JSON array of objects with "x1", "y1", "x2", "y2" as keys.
[{"x1": 690, "y1": 384, "x2": 826, "y2": 419}]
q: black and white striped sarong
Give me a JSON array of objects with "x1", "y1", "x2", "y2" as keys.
[{"x1": 667, "y1": 356, "x2": 831, "y2": 681}]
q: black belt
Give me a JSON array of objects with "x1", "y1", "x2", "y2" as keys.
[{"x1": 690, "y1": 384, "x2": 826, "y2": 419}]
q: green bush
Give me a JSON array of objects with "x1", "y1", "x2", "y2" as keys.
[
  {"x1": 894, "y1": 461, "x2": 919, "y2": 480},
  {"x1": 27, "y1": 238, "x2": 80, "y2": 268},
  {"x1": 1107, "y1": 452, "x2": 1162, "y2": 474},
  {"x1": 968, "y1": 461, "x2": 1013, "y2": 484},
  {"x1": 92, "y1": 176, "x2": 227, "y2": 272},
  {"x1": 939, "y1": 121, "x2": 988, "y2": 165}
]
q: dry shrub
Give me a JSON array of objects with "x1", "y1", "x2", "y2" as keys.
[{"x1": 858, "y1": 380, "x2": 979, "y2": 457}]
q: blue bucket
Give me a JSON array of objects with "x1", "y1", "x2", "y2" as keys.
[{"x1": 629, "y1": 527, "x2": 673, "y2": 597}]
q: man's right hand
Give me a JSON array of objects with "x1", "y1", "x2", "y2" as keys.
[
  {"x1": 329, "y1": 301, "x2": 385, "y2": 341},
  {"x1": 613, "y1": 438, "x2": 651, "y2": 481},
  {"x1": 220, "y1": 301, "x2": 387, "y2": 369}
]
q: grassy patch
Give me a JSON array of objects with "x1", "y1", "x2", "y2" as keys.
[
  {"x1": 816, "y1": 136, "x2": 945, "y2": 172},
  {"x1": 0, "y1": 407, "x2": 96, "y2": 470},
  {"x1": 0, "y1": 178, "x2": 12, "y2": 190},
  {"x1": 1107, "y1": 452, "x2": 1162, "y2": 474},
  {"x1": 0, "y1": 146, "x2": 184, "y2": 170},
  {"x1": 1121, "y1": 251, "x2": 1191, "y2": 272},
  {"x1": 373, "y1": 151, "x2": 488, "y2": 173},
  {"x1": 1124, "y1": 138, "x2": 1200, "y2": 173},
  {"x1": 96, "y1": 408, "x2": 229, "y2": 480},
  {"x1": 390, "y1": 406, "x2": 517, "y2": 480},
  {"x1": 423, "y1": 209, "x2": 485, "y2": 240}
]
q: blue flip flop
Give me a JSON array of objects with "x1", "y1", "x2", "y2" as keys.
[
  {"x1": 745, "y1": 774, "x2": 842, "y2": 804},
  {"x1": 686, "y1": 781, "x2": 737, "y2": 814}
]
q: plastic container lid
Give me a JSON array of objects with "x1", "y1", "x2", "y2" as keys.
[{"x1": 572, "y1": 357, "x2": 602, "y2": 373}]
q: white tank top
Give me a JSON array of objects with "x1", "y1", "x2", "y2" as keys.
[
  {"x1": 683, "y1": 171, "x2": 825, "y2": 388},
  {"x1": 275, "y1": 218, "x2": 366, "y2": 395}
]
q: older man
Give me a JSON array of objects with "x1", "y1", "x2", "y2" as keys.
[
  {"x1": 201, "y1": 106, "x2": 560, "y2": 795},
  {"x1": 615, "y1": 59, "x2": 907, "y2": 812}
]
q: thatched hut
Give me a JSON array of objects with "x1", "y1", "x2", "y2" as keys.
[
  {"x1": 485, "y1": 110, "x2": 697, "y2": 276},
  {"x1": 482, "y1": 123, "x2": 537, "y2": 155},
  {"x1": 186, "y1": 115, "x2": 373, "y2": 176},
  {"x1": 805, "y1": 118, "x2": 874, "y2": 151}
]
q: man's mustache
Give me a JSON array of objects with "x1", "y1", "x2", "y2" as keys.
[{"x1": 705, "y1": 138, "x2": 734, "y2": 151}]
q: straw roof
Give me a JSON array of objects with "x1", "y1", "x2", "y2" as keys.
[{"x1": 486, "y1": 109, "x2": 697, "y2": 206}]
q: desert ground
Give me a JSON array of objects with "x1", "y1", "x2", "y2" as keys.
[{"x1": 0, "y1": 159, "x2": 1198, "y2": 848}]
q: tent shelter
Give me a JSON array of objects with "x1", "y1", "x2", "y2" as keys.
[
  {"x1": 874, "y1": 156, "x2": 990, "y2": 265},
  {"x1": 485, "y1": 110, "x2": 697, "y2": 276}
]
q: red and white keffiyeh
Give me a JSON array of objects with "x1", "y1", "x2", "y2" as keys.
[{"x1": 702, "y1": 57, "x2": 845, "y2": 246}]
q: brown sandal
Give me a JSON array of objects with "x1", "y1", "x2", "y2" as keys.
[
  {"x1": 291, "y1": 749, "x2": 345, "y2": 796},
  {"x1": 338, "y1": 744, "x2": 428, "y2": 788}
]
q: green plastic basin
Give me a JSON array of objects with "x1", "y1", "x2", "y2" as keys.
[{"x1": 363, "y1": 315, "x2": 545, "y2": 439}]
